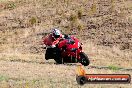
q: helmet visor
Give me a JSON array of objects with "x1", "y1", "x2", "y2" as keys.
[{"x1": 53, "y1": 33, "x2": 60, "y2": 38}]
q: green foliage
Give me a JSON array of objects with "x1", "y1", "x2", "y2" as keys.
[
  {"x1": 68, "y1": 12, "x2": 85, "y2": 32},
  {"x1": 108, "y1": 65, "x2": 120, "y2": 71},
  {"x1": 5, "y1": 1, "x2": 16, "y2": 10},
  {"x1": 0, "y1": 75, "x2": 9, "y2": 81},
  {"x1": 89, "y1": 3, "x2": 97, "y2": 15},
  {"x1": 29, "y1": 17, "x2": 37, "y2": 25}
]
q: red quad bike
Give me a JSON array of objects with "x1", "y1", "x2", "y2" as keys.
[{"x1": 44, "y1": 35, "x2": 90, "y2": 66}]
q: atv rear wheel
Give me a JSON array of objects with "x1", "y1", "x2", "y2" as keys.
[{"x1": 79, "y1": 52, "x2": 90, "y2": 66}]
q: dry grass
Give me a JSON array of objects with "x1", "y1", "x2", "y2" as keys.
[
  {"x1": 83, "y1": 41, "x2": 132, "y2": 68},
  {"x1": 0, "y1": 60, "x2": 131, "y2": 88},
  {"x1": 0, "y1": 41, "x2": 132, "y2": 87}
]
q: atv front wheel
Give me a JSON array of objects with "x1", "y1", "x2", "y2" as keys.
[{"x1": 79, "y1": 52, "x2": 90, "y2": 66}]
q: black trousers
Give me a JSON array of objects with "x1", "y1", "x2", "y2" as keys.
[{"x1": 45, "y1": 47, "x2": 61, "y2": 60}]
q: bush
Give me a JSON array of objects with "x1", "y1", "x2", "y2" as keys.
[
  {"x1": 78, "y1": 9, "x2": 83, "y2": 19},
  {"x1": 5, "y1": 1, "x2": 16, "y2": 10},
  {"x1": 69, "y1": 14, "x2": 77, "y2": 22},
  {"x1": 29, "y1": 17, "x2": 37, "y2": 25},
  {"x1": 77, "y1": 23, "x2": 84, "y2": 31}
]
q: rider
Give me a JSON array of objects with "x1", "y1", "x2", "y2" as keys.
[
  {"x1": 43, "y1": 28, "x2": 64, "y2": 48},
  {"x1": 42, "y1": 28, "x2": 76, "y2": 63},
  {"x1": 43, "y1": 28, "x2": 65, "y2": 60}
]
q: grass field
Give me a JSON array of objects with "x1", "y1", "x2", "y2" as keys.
[{"x1": 0, "y1": 42, "x2": 132, "y2": 88}]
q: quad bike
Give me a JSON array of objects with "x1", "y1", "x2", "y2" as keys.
[{"x1": 44, "y1": 35, "x2": 90, "y2": 66}]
